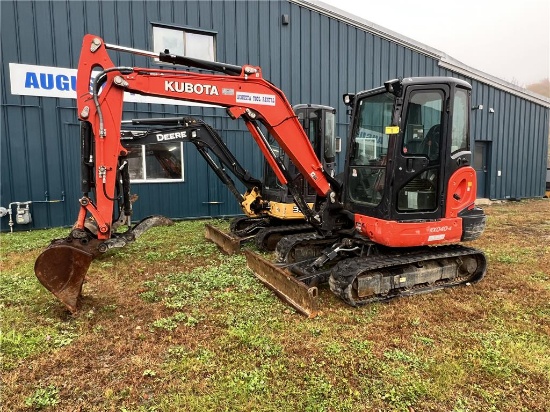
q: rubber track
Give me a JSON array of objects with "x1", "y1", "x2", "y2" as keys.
[
  {"x1": 230, "y1": 217, "x2": 270, "y2": 236},
  {"x1": 329, "y1": 245, "x2": 486, "y2": 306},
  {"x1": 274, "y1": 231, "x2": 330, "y2": 263},
  {"x1": 254, "y1": 223, "x2": 315, "y2": 252}
]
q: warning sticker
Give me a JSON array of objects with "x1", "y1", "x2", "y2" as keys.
[{"x1": 236, "y1": 92, "x2": 276, "y2": 106}]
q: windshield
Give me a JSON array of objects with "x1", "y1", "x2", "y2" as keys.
[
  {"x1": 348, "y1": 92, "x2": 395, "y2": 206},
  {"x1": 351, "y1": 92, "x2": 394, "y2": 166}
]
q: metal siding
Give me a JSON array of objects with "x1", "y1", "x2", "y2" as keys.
[
  {"x1": 327, "y1": 18, "x2": 339, "y2": 104},
  {"x1": 346, "y1": 25, "x2": 356, "y2": 93},
  {"x1": 309, "y1": 11, "x2": 321, "y2": 104},
  {"x1": 319, "y1": 14, "x2": 330, "y2": 104},
  {"x1": 354, "y1": 30, "x2": 366, "y2": 90},
  {"x1": 0, "y1": 105, "x2": 12, "y2": 207},
  {"x1": 505, "y1": 93, "x2": 516, "y2": 197},
  {"x1": 258, "y1": 1, "x2": 271, "y2": 77},
  {"x1": 495, "y1": 89, "x2": 506, "y2": 198},
  {"x1": 268, "y1": 1, "x2": 282, "y2": 89},
  {"x1": 300, "y1": 8, "x2": 312, "y2": 102},
  {"x1": 518, "y1": 99, "x2": 527, "y2": 197},
  {"x1": 2, "y1": 0, "x2": 549, "y2": 232},
  {"x1": 247, "y1": 1, "x2": 260, "y2": 66}
]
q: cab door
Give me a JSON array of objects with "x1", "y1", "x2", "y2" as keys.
[{"x1": 391, "y1": 85, "x2": 450, "y2": 221}]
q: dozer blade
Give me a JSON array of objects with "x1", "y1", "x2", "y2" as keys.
[
  {"x1": 205, "y1": 224, "x2": 246, "y2": 255},
  {"x1": 244, "y1": 250, "x2": 319, "y2": 318},
  {"x1": 34, "y1": 242, "x2": 97, "y2": 313}
]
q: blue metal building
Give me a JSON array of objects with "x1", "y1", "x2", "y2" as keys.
[{"x1": 1, "y1": 0, "x2": 549, "y2": 232}]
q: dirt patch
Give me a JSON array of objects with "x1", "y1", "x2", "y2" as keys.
[{"x1": 2, "y1": 200, "x2": 549, "y2": 411}]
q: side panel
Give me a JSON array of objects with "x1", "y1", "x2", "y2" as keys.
[{"x1": 354, "y1": 215, "x2": 463, "y2": 247}]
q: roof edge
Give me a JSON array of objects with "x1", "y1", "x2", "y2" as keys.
[
  {"x1": 289, "y1": 0, "x2": 444, "y2": 60},
  {"x1": 439, "y1": 58, "x2": 550, "y2": 108},
  {"x1": 291, "y1": 0, "x2": 550, "y2": 108}
]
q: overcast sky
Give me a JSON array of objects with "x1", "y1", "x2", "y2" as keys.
[{"x1": 318, "y1": 0, "x2": 549, "y2": 87}]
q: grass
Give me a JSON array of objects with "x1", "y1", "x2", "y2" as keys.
[{"x1": 1, "y1": 200, "x2": 549, "y2": 411}]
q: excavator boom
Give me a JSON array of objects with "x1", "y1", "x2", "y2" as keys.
[
  {"x1": 120, "y1": 116, "x2": 263, "y2": 210},
  {"x1": 120, "y1": 117, "x2": 267, "y2": 254}
]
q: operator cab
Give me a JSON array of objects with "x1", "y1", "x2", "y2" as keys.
[
  {"x1": 343, "y1": 77, "x2": 475, "y2": 223},
  {"x1": 263, "y1": 104, "x2": 337, "y2": 204}
]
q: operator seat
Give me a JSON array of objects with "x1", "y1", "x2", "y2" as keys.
[{"x1": 422, "y1": 124, "x2": 440, "y2": 160}]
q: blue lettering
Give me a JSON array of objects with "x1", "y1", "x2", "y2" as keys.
[
  {"x1": 40, "y1": 73, "x2": 54, "y2": 90},
  {"x1": 25, "y1": 72, "x2": 40, "y2": 89},
  {"x1": 24, "y1": 70, "x2": 96, "y2": 93},
  {"x1": 55, "y1": 74, "x2": 70, "y2": 91}
]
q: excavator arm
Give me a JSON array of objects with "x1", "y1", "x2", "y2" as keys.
[
  {"x1": 77, "y1": 33, "x2": 333, "y2": 241},
  {"x1": 120, "y1": 116, "x2": 264, "y2": 214},
  {"x1": 34, "y1": 34, "x2": 337, "y2": 312}
]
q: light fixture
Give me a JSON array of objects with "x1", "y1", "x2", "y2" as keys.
[
  {"x1": 489, "y1": 108, "x2": 495, "y2": 113},
  {"x1": 472, "y1": 104, "x2": 483, "y2": 110},
  {"x1": 342, "y1": 93, "x2": 355, "y2": 106}
]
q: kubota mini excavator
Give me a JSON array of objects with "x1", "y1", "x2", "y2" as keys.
[{"x1": 35, "y1": 35, "x2": 486, "y2": 316}]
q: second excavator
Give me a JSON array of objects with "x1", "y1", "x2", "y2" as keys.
[
  {"x1": 204, "y1": 103, "x2": 337, "y2": 254},
  {"x1": 117, "y1": 109, "x2": 336, "y2": 255}
]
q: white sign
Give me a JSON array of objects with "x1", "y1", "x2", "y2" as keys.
[
  {"x1": 9, "y1": 63, "x2": 219, "y2": 107},
  {"x1": 10, "y1": 63, "x2": 77, "y2": 99},
  {"x1": 236, "y1": 91, "x2": 276, "y2": 106}
]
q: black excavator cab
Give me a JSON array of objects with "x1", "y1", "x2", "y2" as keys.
[{"x1": 262, "y1": 104, "x2": 337, "y2": 211}]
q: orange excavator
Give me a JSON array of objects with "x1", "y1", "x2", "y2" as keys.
[{"x1": 35, "y1": 35, "x2": 486, "y2": 316}]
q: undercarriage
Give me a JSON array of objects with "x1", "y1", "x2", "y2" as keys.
[{"x1": 244, "y1": 233, "x2": 487, "y2": 315}]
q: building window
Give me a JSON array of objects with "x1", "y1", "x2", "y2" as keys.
[
  {"x1": 152, "y1": 25, "x2": 215, "y2": 61},
  {"x1": 126, "y1": 143, "x2": 184, "y2": 183}
]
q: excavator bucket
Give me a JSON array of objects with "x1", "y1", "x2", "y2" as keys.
[
  {"x1": 244, "y1": 250, "x2": 319, "y2": 318},
  {"x1": 205, "y1": 224, "x2": 244, "y2": 255},
  {"x1": 35, "y1": 215, "x2": 173, "y2": 313},
  {"x1": 34, "y1": 241, "x2": 97, "y2": 313}
]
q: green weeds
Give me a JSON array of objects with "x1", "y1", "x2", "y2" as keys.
[
  {"x1": 1, "y1": 205, "x2": 550, "y2": 411},
  {"x1": 0, "y1": 227, "x2": 67, "y2": 254},
  {"x1": 24, "y1": 385, "x2": 60, "y2": 410},
  {"x1": 152, "y1": 311, "x2": 202, "y2": 331}
]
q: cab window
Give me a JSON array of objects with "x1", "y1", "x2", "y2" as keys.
[
  {"x1": 402, "y1": 90, "x2": 443, "y2": 161},
  {"x1": 348, "y1": 92, "x2": 394, "y2": 206},
  {"x1": 451, "y1": 88, "x2": 469, "y2": 153}
]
